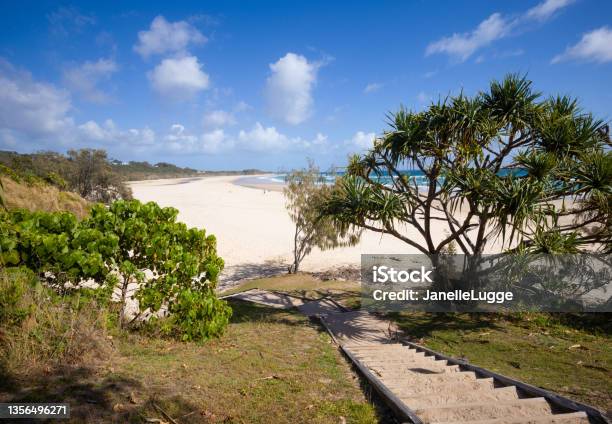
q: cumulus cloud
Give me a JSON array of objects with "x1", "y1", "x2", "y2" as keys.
[
  {"x1": 78, "y1": 119, "x2": 156, "y2": 145},
  {"x1": 265, "y1": 53, "x2": 319, "y2": 125},
  {"x1": 203, "y1": 109, "x2": 236, "y2": 127},
  {"x1": 237, "y1": 122, "x2": 328, "y2": 152},
  {"x1": 552, "y1": 26, "x2": 612, "y2": 64},
  {"x1": 148, "y1": 56, "x2": 210, "y2": 99},
  {"x1": 63, "y1": 58, "x2": 118, "y2": 103},
  {"x1": 0, "y1": 60, "x2": 73, "y2": 137},
  {"x1": 363, "y1": 82, "x2": 383, "y2": 94},
  {"x1": 134, "y1": 15, "x2": 207, "y2": 58},
  {"x1": 346, "y1": 131, "x2": 376, "y2": 152},
  {"x1": 238, "y1": 122, "x2": 288, "y2": 150},
  {"x1": 200, "y1": 129, "x2": 230, "y2": 153},
  {"x1": 426, "y1": 0, "x2": 575, "y2": 62}
]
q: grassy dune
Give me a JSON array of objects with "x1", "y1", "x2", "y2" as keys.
[{"x1": 1, "y1": 176, "x2": 90, "y2": 219}]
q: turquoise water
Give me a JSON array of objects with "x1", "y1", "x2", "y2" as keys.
[
  {"x1": 259, "y1": 170, "x2": 430, "y2": 186},
  {"x1": 256, "y1": 169, "x2": 524, "y2": 187}
]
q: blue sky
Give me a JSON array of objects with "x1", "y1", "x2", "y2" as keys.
[{"x1": 0, "y1": 0, "x2": 611, "y2": 170}]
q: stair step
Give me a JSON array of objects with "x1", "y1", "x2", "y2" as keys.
[
  {"x1": 382, "y1": 371, "x2": 478, "y2": 386},
  {"x1": 368, "y1": 363, "x2": 461, "y2": 376},
  {"x1": 348, "y1": 344, "x2": 407, "y2": 351},
  {"x1": 416, "y1": 398, "x2": 554, "y2": 422},
  {"x1": 361, "y1": 357, "x2": 443, "y2": 365},
  {"x1": 435, "y1": 411, "x2": 590, "y2": 424},
  {"x1": 392, "y1": 378, "x2": 496, "y2": 398},
  {"x1": 402, "y1": 386, "x2": 519, "y2": 410},
  {"x1": 352, "y1": 351, "x2": 427, "y2": 360}
]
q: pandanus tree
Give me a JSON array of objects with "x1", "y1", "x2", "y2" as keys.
[{"x1": 320, "y1": 75, "x2": 611, "y2": 257}]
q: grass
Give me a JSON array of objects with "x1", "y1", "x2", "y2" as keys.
[
  {"x1": 0, "y1": 176, "x2": 90, "y2": 219},
  {"x1": 1, "y1": 276, "x2": 383, "y2": 423},
  {"x1": 227, "y1": 274, "x2": 612, "y2": 413}
]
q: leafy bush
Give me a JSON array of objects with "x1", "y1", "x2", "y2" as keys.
[
  {"x1": 0, "y1": 199, "x2": 230, "y2": 341},
  {"x1": 164, "y1": 288, "x2": 232, "y2": 341}
]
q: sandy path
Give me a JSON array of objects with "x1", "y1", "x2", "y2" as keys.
[{"x1": 129, "y1": 176, "x2": 421, "y2": 286}]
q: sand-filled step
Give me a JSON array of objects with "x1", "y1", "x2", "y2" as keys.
[
  {"x1": 351, "y1": 350, "x2": 427, "y2": 360},
  {"x1": 382, "y1": 370, "x2": 478, "y2": 386},
  {"x1": 391, "y1": 378, "x2": 497, "y2": 398},
  {"x1": 433, "y1": 411, "x2": 590, "y2": 424},
  {"x1": 416, "y1": 397, "x2": 554, "y2": 422},
  {"x1": 367, "y1": 363, "x2": 461, "y2": 375},
  {"x1": 402, "y1": 386, "x2": 519, "y2": 409}
]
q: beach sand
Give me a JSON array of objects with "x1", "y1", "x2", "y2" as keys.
[{"x1": 129, "y1": 175, "x2": 437, "y2": 287}]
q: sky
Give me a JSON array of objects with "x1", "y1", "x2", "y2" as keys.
[{"x1": 0, "y1": 0, "x2": 611, "y2": 171}]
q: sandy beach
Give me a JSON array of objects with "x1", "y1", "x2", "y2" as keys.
[{"x1": 129, "y1": 175, "x2": 432, "y2": 287}]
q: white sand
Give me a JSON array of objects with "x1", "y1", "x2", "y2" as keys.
[{"x1": 129, "y1": 175, "x2": 436, "y2": 285}]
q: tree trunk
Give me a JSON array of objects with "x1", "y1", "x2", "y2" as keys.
[{"x1": 118, "y1": 272, "x2": 130, "y2": 328}]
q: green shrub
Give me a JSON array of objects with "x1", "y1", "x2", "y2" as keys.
[
  {"x1": 166, "y1": 288, "x2": 232, "y2": 341},
  {"x1": 0, "y1": 198, "x2": 229, "y2": 342}
]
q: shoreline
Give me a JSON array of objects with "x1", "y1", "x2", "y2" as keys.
[{"x1": 232, "y1": 174, "x2": 285, "y2": 192}]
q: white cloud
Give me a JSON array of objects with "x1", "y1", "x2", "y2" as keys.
[
  {"x1": 203, "y1": 109, "x2": 236, "y2": 127},
  {"x1": 426, "y1": 13, "x2": 511, "y2": 62},
  {"x1": 0, "y1": 60, "x2": 73, "y2": 137},
  {"x1": 63, "y1": 58, "x2": 118, "y2": 103},
  {"x1": 239, "y1": 122, "x2": 288, "y2": 151},
  {"x1": 364, "y1": 82, "x2": 383, "y2": 94},
  {"x1": 237, "y1": 122, "x2": 328, "y2": 152},
  {"x1": 526, "y1": 0, "x2": 575, "y2": 21},
  {"x1": 265, "y1": 53, "x2": 319, "y2": 125},
  {"x1": 200, "y1": 129, "x2": 230, "y2": 153},
  {"x1": 426, "y1": 0, "x2": 574, "y2": 62},
  {"x1": 148, "y1": 56, "x2": 210, "y2": 100},
  {"x1": 79, "y1": 119, "x2": 155, "y2": 145},
  {"x1": 347, "y1": 131, "x2": 376, "y2": 151},
  {"x1": 552, "y1": 26, "x2": 612, "y2": 64},
  {"x1": 134, "y1": 15, "x2": 207, "y2": 58},
  {"x1": 164, "y1": 124, "x2": 231, "y2": 154}
]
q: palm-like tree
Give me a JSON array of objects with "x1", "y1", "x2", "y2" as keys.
[{"x1": 321, "y1": 74, "x2": 611, "y2": 255}]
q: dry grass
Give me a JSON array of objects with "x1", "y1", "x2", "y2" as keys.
[
  {"x1": 0, "y1": 268, "x2": 113, "y2": 379},
  {"x1": 1, "y1": 176, "x2": 90, "y2": 219}
]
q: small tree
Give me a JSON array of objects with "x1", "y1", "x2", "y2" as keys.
[
  {"x1": 68, "y1": 149, "x2": 132, "y2": 202},
  {"x1": 83, "y1": 200, "x2": 228, "y2": 330},
  {"x1": 284, "y1": 161, "x2": 361, "y2": 273},
  {"x1": 320, "y1": 75, "x2": 611, "y2": 257}
]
